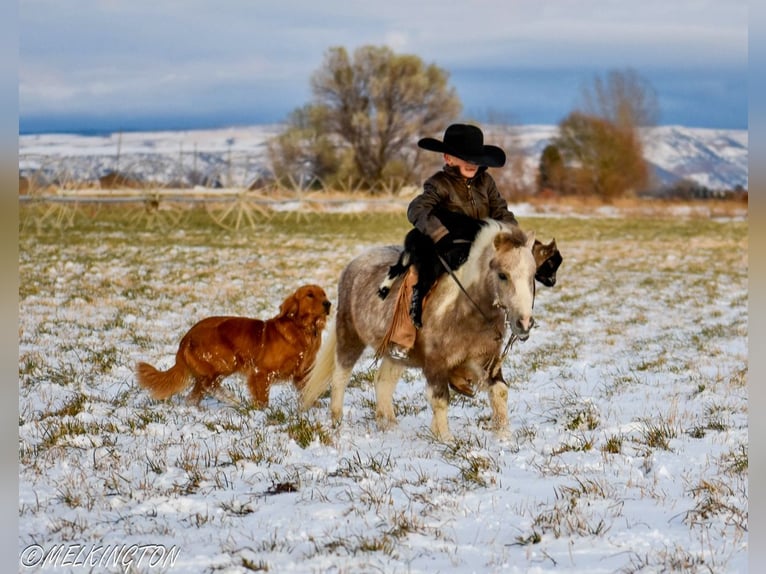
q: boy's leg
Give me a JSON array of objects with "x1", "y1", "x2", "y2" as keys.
[{"x1": 388, "y1": 267, "x2": 418, "y2": 355}]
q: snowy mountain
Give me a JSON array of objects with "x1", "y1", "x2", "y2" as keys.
[
  {"x1": 19, "y1": 124, "x2": 748, "y2": 192},
  {"x1": 640, "y1": 125, "x2": 748, "y2": 190}
]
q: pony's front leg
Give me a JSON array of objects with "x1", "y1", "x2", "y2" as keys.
[
  {"x1": 330, "y1": 364, "x2": 353, "y2": 426},
  {"x1": 485, "y1": 356, "x2": 510, "y2": 436},
  {"x1": 488, "y1": 381, "x2": 510, "y2": 435},
  {"x1": 424, "y1": 366, "x2": 453, "y2": 442},
  {"x1": 374, "y1": 358, "x2": 404, "y2": 430}
]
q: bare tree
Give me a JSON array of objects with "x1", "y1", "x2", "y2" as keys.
[
  {"x1": 550, "y1": 68, "x2": 658, "y2": 198},
  {"x1": 269, "y1": 45, "x2": 461, "y2": 192},
  {"x1": 553, "y1": 111, "x2": 650, "y2": 199},
  {"x1": 267, "y1": 105, "x2": 341, "y2": 189},
  {"x1": 580, "y1": 68, "x2": 659, "y2": 130},
  {"x1": 537, "y1": 144, "x2": 566, "y2": 194}
]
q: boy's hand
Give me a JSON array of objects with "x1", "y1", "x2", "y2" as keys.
[
  {"x1": 434, "y1": 233, "x2": 455, "y2": 252},
  {"x1": 436, "y1": 235, "x2": 470, "y2": 270}
]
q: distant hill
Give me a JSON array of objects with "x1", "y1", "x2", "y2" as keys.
[
  {"x1": 640, "y1": 125, "x2": 748, "y2": 191},
  {"x1": 19, "y1": 124, "x2": 747, "y2": 192}
]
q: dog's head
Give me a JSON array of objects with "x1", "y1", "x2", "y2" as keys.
[
  {"x1": 532, "y1": 238, "x2": 562, "y2": 287},
  {"x1": 279, "y1": 284, "x2": 332, "y2": 332}
]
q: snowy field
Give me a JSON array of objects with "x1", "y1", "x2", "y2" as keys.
[{"x1": 18, "y1": 208, "x2": 747, "y2": 572}]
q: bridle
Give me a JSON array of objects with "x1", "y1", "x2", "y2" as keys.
[{"x1": 436, "y1": 250, "x2": 536, "y2": 368}]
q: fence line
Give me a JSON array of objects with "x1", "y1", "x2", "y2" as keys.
[
  {"x1": 19, "y1": 143, "x2": 273, "y2": 190},
  {"x1": 18, "y1": 187, "x2": 412, "y2": 232},
  {"x1": 18, "y1": 188, "x2": 412, "y2": 208}
]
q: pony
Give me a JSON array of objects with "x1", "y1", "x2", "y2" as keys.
[{"x1": 300, "y1": 221, "x2": 536, "y2": 441}]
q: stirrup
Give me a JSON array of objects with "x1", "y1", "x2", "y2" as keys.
[{"x1": 388, "y1": 344, "x2": 410, "y2": 360}]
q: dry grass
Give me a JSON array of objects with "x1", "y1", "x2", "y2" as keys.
[{"x1": 18, "y1": 204, "x2": 748, "y2": 572}]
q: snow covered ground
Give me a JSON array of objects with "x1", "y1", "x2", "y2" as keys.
[{"x1": 18, "y1": 211, "x2": 747, "y2": 572}]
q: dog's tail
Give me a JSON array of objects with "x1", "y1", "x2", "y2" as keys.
[
  {"x1": 299, "y1": 321, "x2": 337, "y2": 411},
  {"x1": 136, "y1": 361, "x2": 190, "y2": 400}
]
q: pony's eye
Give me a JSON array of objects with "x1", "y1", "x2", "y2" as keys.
[{"x1": 497, "y1": 272, "x2": 508, "y2": 281}]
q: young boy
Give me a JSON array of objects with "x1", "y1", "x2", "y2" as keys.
[{"x1": 386, "y1": 123, "x2": 519, "y2": 362}]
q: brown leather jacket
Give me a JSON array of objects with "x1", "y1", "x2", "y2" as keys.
[{"x1": 407, "y1": 165, "x2": 518, "y2": 242}]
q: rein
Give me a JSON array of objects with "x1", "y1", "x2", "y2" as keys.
[{"x1": 436, "y1": 252, "x2": 498, "y2": 329}]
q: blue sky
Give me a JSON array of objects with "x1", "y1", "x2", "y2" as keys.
[{"x1": 19, "y1": 0, "x2": 748, "y2": 133}]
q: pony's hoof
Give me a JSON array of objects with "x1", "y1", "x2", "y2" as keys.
[
  {"x1": 375, "y1": 414, "x2": 398, "y2": 431},
  {"x1": 493, "y1": 426, "x2": 512, "y2": 441},
  {"x1": 437, "y1": 432, "x2": 455, "y2": 444},
  {"x1": 429, "y1": 425, "x2": 455, "y2": 444}
]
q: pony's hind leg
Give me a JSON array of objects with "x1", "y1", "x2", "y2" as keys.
[
  {"x1": 329, "y1": 364, "x2": 354, "y2": 426},
  {"x1": 329, "y1": 305, "x2": 367, "y2": 426},
  {"x1": 374, "y1": 358, "x2": 404, "y2": 430}
]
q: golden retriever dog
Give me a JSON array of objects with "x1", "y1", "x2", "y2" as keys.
[{"x1": 136, "y1": 284, "x2": 331, "y2": 407}]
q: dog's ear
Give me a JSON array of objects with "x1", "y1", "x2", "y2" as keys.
[{"x1": 279, "y1": 294, "x2": 300, "y2": 318}]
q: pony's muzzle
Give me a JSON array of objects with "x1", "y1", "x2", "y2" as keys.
[{"x1": 513, "y1": 316, "x2": 535, "y2": 340}]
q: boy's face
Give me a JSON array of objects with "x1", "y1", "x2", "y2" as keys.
[{"x1": 444, "y1": 154, "x2": 479, "y2": 179}]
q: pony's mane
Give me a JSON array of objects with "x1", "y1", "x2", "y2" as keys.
[{"x1": 455, "y1": 220, "x2": 525, "y2": 284}]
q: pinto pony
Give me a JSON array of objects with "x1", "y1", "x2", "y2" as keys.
[{"x1": 300, "y1": 221, "x2": 536, "y2": 441}]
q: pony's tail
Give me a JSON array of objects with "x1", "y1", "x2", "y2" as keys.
[
  {"x1": 136, "y1": 360, "x2": 190, "y2": 400},
  {"x1": 299, "y1": 322, "x2": 337, "y2": 411}
]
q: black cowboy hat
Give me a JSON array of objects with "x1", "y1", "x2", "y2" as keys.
[{"x1": 418, "y1": 123, "x2": 506, "y2": 168}]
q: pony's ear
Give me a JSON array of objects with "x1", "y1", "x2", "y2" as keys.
[{"x1": 279, "y1": 294, "x2": 299, "y2": 318}]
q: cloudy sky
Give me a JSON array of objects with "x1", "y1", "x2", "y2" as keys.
[{"x1": 19, "y1": 0, "x2": 748, "y2": 133}]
